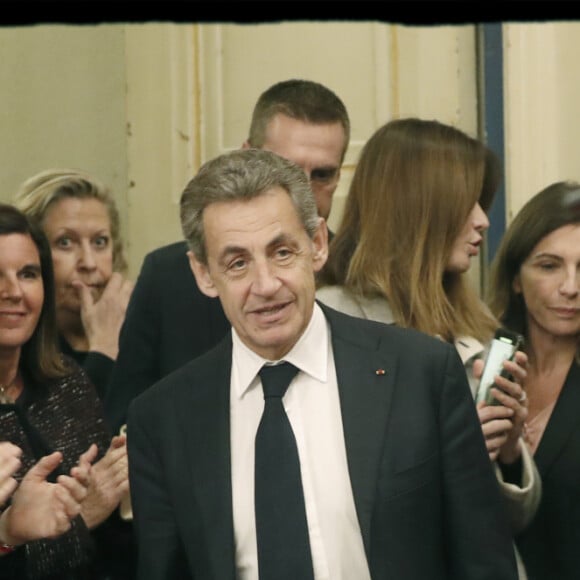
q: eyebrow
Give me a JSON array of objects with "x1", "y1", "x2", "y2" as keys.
[
  {"x1": 21, "y1": 264, "x2": 42, "y2": 273},
  {"x1": 267, "y1": 233, "x2": 298, "y2": 250},
  {"x1": 51, "y1": 227, "x2": 111, "y2": 235},
  {"x1": 530, "y1": 252, "x2": 563, "y2": 260},
  {"x1": 218, "y1": 245, "x2": 247, "y2": 264},
  {"x1": 311, "y1": 165, "x2": 339, "y2": 173}
]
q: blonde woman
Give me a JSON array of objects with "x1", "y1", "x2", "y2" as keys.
[
  {"x1": 14, "y1": 169, "x2": 133, "y2": 399},
  {"x1": 317, "y1": 118, "x2": 540, "y2": 579}
]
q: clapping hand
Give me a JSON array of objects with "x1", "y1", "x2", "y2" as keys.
[
  {"x1": 0, "y1": 442, "x2": 21, "y2": 506},
  {"x1": 80, "y1": 435, "x2": 129, "y2": 529},
  {"x1": 0, "y1": 447, "x2": 95, "y2": 546}
]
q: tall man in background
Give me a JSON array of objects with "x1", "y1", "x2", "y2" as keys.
[
  {"x1": 105, "y1": 79, "x2": 350, "y2": 432},
  {"x1": 127, "y1": 148, "x2": 518, "y2": 579}
]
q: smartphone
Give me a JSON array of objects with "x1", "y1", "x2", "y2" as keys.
[{"x1": 475, "y1": 328, "x2": 524, "y2": 405}]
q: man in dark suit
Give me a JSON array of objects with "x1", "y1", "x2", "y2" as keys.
[
  {"x1": 127, "y1": 148, "x2": 518, "y2": 580},
  {"x1": 105, "y1": 79, "x2": 349, "y2": 432}
]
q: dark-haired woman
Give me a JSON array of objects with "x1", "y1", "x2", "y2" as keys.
[
  {"x1": 488, "y1": 181, "x2": 580, "y2": 580},
  {"x1": 0, "y1": 203, "x2": 134, "y2": 579}
]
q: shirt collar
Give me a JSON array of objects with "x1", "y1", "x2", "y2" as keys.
[
  {"x1": 232, "y1": 302, "x2": 329, "y2": 399},
  {"x1": 454, "y1": 335, "x2": 485, "y2": 364}
]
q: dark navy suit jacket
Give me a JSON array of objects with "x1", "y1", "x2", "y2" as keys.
[{"x1": 127, "y1": 303, "x2": 518, "y2": 580}]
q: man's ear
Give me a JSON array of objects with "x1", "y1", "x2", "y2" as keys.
[
  {"x1": 311, "y1": 217, "x2": 329, "y2": 273},
  {"x1": 187, "y1": 251, "x2": 219, "y2": 298},
  {"x1": 241, "y1": 140, "x2": 251, "y2": 150}
]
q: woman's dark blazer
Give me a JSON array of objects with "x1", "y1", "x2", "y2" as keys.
[{"x1": 516, "y1": 361, "x2": 580, "y2": 580}]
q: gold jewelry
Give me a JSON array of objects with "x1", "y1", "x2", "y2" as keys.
[{"x1": 0, "y1": 374, "x2": 19, "y2": 405}]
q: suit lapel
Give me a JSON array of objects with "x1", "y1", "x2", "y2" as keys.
[
  {"x1": 176, "y1": 335, "x2": 236, "y2": 580},
  {"x1": 534, "y1": 361, "x2": 580, "y2": 475},
  {"x1": 321, "y1": 304, "x2": 398, "y2": 555}
]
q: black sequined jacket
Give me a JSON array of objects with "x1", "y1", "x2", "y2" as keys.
[{"x1": 0, "y1": 357, "x2": 136, "y2": 580}]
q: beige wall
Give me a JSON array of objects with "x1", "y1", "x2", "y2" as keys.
[
  {"x1": 5, "y1": 22, "x2": 577, "y2": 280},
  {"x1": 0, "y1": 25, "x2": 130, "y2": 241},
  {"x1": 125, "y1": 22, "x2": 478, "y2": 279},
  {"x1": 1, "y1": 22, "x2": 479, "y2": 277},
  {"x1": 503, "y1": 22, "x2": 580, "y2": 220}
]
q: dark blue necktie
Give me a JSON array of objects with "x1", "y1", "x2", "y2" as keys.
[{"x1": 254, "y1": 362, "x2": 315, "y2": 580}]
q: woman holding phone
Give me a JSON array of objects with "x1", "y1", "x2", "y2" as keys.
[{"x1": 488, "y1": 181, "x2": 580, "y2": 579}]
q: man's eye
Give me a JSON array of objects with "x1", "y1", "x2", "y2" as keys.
[
  {"x1": 274, "y1": 248, "x2": 297, "y2": 264},
  {"x1": 228, "y1": 259, "x2": 246, "y2": 271},
  {"x1": 310, "y1": 168, "x2": 338, "y2": 183}
]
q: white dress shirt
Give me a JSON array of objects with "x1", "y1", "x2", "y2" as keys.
[{"x1": 230, "y1": 303, "x2": 371, "y2": 580}]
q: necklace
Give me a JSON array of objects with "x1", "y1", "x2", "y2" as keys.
[{"x1": 0, "y1": 374, "x2": 19, "y2": 404}]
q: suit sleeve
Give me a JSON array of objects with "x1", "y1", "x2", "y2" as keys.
[
  {"x1": 439, "y1": 347, "x2": 518, "y2": 580},
  {"x1": 104, "y1": 252, "x2": 161, "y2": 433},
  {"x1": 127, "y1": 399, "x2": 193, "y2": 580},
  {"x1": 82, "y1": 351, "x2": 115, "y2": 400}
]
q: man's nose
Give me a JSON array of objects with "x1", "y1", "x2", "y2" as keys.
[{"x1": 251, "y1": 261, "x2": 282, "y2": 296}]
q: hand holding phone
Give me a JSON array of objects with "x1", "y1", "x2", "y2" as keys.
[{"x1": 475, "y1": 328, "x2": 525, "y2": 406}]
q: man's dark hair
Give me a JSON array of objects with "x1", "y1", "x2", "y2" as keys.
[{"x1": 247, "y1": 79, "x2": 350, "y2": 161}]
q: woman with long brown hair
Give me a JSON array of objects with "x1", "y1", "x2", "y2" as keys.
[{"x1": 317, "y1": 117, "x2": 540, "y2": 579}]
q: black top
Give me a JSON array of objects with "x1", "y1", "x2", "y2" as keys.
[{"x1": 516, "y1": 361, "x2": 580, "y2": 580}]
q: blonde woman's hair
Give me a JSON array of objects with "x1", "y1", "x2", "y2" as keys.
[
  {"x1": 13, "y1": 168, "x2": 127, "y2": 273},
  {"x1": 320, "y1": 118, "x2": 501, "y2": 342}
]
